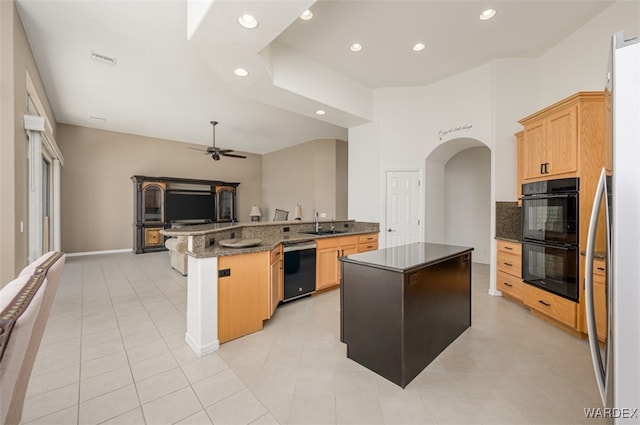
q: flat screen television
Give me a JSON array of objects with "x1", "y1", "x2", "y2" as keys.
[{"x1": 165, "y1": 191, "x2": 215, "y2": 222}]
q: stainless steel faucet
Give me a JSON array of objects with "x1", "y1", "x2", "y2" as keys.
[{"x1": 315, "y1": 212, "x2": 322, "y2": 233}]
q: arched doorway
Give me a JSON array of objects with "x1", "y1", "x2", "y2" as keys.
[{"x1": 424, "y1": 137, "x2": 491, "y2": 264}]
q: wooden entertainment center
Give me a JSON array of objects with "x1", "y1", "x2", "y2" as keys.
[{"x1": 131, "y1": 175, "x2": 239, "y2": 253}]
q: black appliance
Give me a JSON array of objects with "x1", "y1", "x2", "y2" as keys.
[
  {"x1": 283, "y1": 241, "x2": 316, "y2": 302},
  {"x1": 521, "y1": 178, "x2": 580, "y2": 301}
]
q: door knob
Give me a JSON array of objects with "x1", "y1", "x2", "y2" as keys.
[{"x1": 387, "y1": 228, "x2": 396, "y2": 232}]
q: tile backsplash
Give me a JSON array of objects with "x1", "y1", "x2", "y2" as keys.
[{"x1": 495, "y1": 202, "x2": 521, "y2": 241}]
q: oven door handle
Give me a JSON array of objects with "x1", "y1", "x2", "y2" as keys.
[{"x1": 522, "y1": 193, "x2": 577, "y2": 200}]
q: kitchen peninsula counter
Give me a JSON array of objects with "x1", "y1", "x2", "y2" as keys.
[
  {"x1": 161, "y1": 220, "x2": 379, "y2": 257},
  {"x1": 340, "y1": 242, "x2": 473, "y2": 388}
]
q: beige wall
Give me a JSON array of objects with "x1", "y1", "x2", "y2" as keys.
[
  {"x1": 57, "y1": 124, "x2": 262, "y2": 253},
  {"x1": 262, "y1": 139, "x2": 348, "y2": 222},
  {"x1": 1, "y1": 1, "x2": 57, "y2": 285}
]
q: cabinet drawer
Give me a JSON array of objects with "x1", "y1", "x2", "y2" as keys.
[
  {"x1": 316, "y1": 236, "x2": 340, "y2": 250},
  {"x1": 497, "y1": 240, "x2": 521, "y2": 256},
  {"x1": 523, "y1": 284, "x2": 576, "y2": 328},
  {"x1": 340, "y1": 235, "x2": 359, "y2": 246},
  {"x1": 358, "y1": 233, "x2": 378, "y2": 244},
  {"x1": 496, "y1": 271, "x2": 523, "y2": 301},
  {"x1": 593, "y1": 258, "x2": 606, "y2": 283},
  {"x1": 358, "y1": 241, "x2": 378, "y2": 253},
  {"x1": 270, "y1": 245, "x2": 282, "y2": 263},
  {"x1": 497, "y1": 251, "x2": 521, "y2": 278}
]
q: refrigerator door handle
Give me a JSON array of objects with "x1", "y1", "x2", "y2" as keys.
[{"x1": 585, "y1": 167, "x2": 608, "y2": 406}]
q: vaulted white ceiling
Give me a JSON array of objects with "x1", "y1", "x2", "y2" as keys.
[{"x1": 16, "y1": 0, "x2": 613, "y2": 154}]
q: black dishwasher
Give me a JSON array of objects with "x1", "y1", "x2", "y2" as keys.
[{"x1": 283, "y1": 241, "x2": 316, "y2": 302}]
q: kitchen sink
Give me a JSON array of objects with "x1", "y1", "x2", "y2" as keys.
[{"x1": 300, "y1": 229, "x2": 349, "y2": 235}]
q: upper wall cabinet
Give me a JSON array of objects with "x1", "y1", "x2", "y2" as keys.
[{"x1": 519, "y1": 92, "x2": 604, "y2": 182}]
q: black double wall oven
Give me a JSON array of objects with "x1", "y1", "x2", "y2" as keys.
[{"x1": 521, "y1": 178, "x2": 580, "y2": 301}]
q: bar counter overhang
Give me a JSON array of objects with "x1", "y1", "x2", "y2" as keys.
[{"x1": 339, "y1": 242, "x2": 474, "y2": 388}]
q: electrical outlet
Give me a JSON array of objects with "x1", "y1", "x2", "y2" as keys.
[
  {"x1": 320, "y1": 213, "x2": 327, "y2": 218},
  {"x1": 283, "y1": 227, "x2": 290, "y2": 232},
  {"x1": 218, "y1": 269, "x2": 231, "y2": 277},
  {"x1": 208, "y1": 237, "x2": 215, "y2": 247},
  {"x1": 230, "y1": 232, "x2": 235, "y2": 238}
]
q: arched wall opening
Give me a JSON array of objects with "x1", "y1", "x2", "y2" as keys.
[{"x1": 424, "y1": 137, "x2": 492, "y2": 264}]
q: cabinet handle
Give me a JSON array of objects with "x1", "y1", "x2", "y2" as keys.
[
  {"x1": 503, "y1": 282, "x2": 513, "y2": 287},
  {"x1": 503, "y1": 262, "x2": 513, "y2": 267},
  {"x1": 538, "y1": 300, "x2": 551, "y2": 307},
  {"x1": 545, "y1": 163, "x2": 550, "y2": 174},
  {"x1": 504, "y1": 246, "x2": 513, "y2": 250},
  {"x1": 597, "y1": 267, "x2": 605, "y2": 271},
  {"x1": 540, "y1": 163, "x2": 545, "y2": 174},
  {"x1": 367, "y1": 245, "x2": 373, "y2": 249}
]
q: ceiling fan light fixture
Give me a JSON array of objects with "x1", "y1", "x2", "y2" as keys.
[
  {"x1": 300, "y1": 9, "x2": 313, "y2": 20},
  {"x1": 238, "y1": 14, "x2": 258, "y2": 29},
  {"x1": 315, "y1": 110, "x2": 326, "y2": 115},
  {"x1": 479, "y1": 8, "x2": 496, "y2": 21},
  {"x1": 350, "y1": 43, "x2": 363, "y2": 52}
]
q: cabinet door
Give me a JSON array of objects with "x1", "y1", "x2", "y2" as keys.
[
  {"x1": 547, "y1": 105, "x2": 578, "y2": 177},
  {"x1": 269, "y1": 247, "x2": 283, "y2": 318},
  {"x1": 316, "y1": 247, "x2": 339, "y2": 290},
  {"x1": 144, "y1": 228, "x2": 163, "y2": 247},
  {"x1": 218, "y1": 252, "x2": 268, "y2": 343},
  {"x1": 516, "y1": 131, "x2": 524, "y2": 205},
  {"x1": 216, "y1": 186, "x2": 235, "y2": 221},
  {"x1": 522, "y1": 119, "x2": 547, "y2": 180}
]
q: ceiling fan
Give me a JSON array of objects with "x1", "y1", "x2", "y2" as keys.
[{"x1": 189, "y1": 121, "x2": 247, "y2": 161}]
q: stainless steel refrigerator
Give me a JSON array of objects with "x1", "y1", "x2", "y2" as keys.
[{"x1": 585, "y1": 31, "x2": 640, "y2": 422}]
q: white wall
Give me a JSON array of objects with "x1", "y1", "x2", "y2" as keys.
[
  {"x1": 348, "y1": 1, "x2": 638, "y2": 289},
  {"x1": 444, "y1": 147, "x2": 491, "y2": 264}
]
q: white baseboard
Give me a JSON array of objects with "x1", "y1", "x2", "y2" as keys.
[
  {"x1": 65, "y1": 248, "x2": 132, "y2": 257},
  {"x1": 488, "y1": 288, "x2": 503, "y2": 297}
]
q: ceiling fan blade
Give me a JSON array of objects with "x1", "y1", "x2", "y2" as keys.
[
  {"x1": 221, "y1": 152, "x2": 247, "y2": 159},
  {"x1": 188, "y1": 147, "x2": 207, "y2": 152},
  {"x1": 217, "y1": 149, "x2": 234, "y2": 154}
]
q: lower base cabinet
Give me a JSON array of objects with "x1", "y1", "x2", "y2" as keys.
[
  {"x1": 316, "y1": 235, "x2": 360, "y2": 291},
  {"x1": 523, "y1": 283, "x2": 577, "y2": 329},
  {"x1": 218, "y1": 251, "x2": 269, "y2": 343}
]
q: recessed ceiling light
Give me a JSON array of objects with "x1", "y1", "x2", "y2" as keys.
[
  {"x1": 234, "y1": 68, "x2": 249, "y2": 77},
  {"x1": 316, "y1": 110, "x2": 326, "y2": 115},
  {"x1": 479, "y1": 8, "x2": 496, "y2": 20},
  {"x1": 300, "y1": 10, "x2": 313, "y2": 20},
  {"x1": 350, "y1": 43, "x2": 363, "y2": 52},
  {"x1": 238, "y1": 14, "x2": 258, "y2": 29},
  {"x1": 412, "y1": 42, "x2": 426, "y2": 52}
]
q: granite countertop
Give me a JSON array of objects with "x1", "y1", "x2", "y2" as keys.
[
  {"x1": 168, "y1": 220, "x2": 380, "y2": 258},
  {"x1": 339, "y1": 242, "x2": 473, "y2": 273},
  {"x1": 495, "y1": 236, "x2": 521, "y2": 243}
]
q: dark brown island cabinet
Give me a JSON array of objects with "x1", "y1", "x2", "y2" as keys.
[{"x1": 339, "y1": 243, "x2": 474, "y2": 388}]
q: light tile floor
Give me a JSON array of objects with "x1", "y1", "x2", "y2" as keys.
[{"x1": 21, "y1": 252, "x2": 607, "y2": 425}]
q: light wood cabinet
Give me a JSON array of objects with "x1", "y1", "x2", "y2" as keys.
[
  {"x1": 519, "y1": 92, "x2": 603, "y2": 183},
  {"x1": 524, "y1": 283, "x2": 577, "y2": 329},
  {"x1": 592, "y1": 258, "x2": 607, "y2": 342},
  {"x1": 218, "y1": 251, "x2": 268, "y2": 343},
  {"x1": 269, "y1": 245, "x2": 283, "y2": 318},
  {"x1": 357, "y1": 233, "x2": 379, "y2": 252},
  {"x1": 516, "y1": 131, "x2": 524, "y2": 206},
  {"x1": 521, "y1": 105, "x2": 578, "y2": 180},
  {"x1": 316, "y1": 235, "x2": 360, "y2": 291},
  {"x1": 495, "y1": 240, "x2": 523, "y2": 302}
]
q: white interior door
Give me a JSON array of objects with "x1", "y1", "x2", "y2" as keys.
[{"x1": 385, "y1": 170, "x2": 421, "y2": 248}]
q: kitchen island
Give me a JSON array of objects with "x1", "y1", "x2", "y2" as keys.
[{"x1": 339, "y1": 243, "x2": 473, "y2": 388}]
